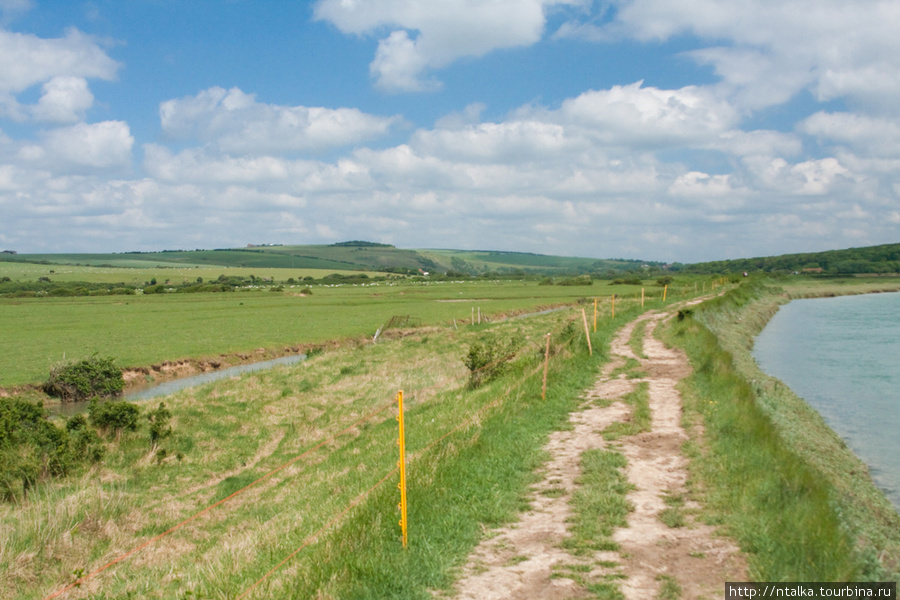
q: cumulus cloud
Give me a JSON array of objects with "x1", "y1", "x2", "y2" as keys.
[
  {"x1": 159, "y1": 87, "x2": 402, "y2": 155},
  {"x1": 800, "y1": 112, "x2": 900, "y2": 157},
  {"x1": 0, "y1": 27, "x2": 118, "y2": 121},
  {"x1": 555, "y1": 82, "x2": 737, "y2": 146},
  {"x1": 19, "y1": 121, "x2": 134, "y2": 170},
  {"x1": 31, "y1": 76, "x2": 94, "y2": 123},
  {"x1": 314, "y1": 0, "x2": 579, "y2": 92},
  {"x1": 560, "y1": 0, "x2": 900, "y2": 113},
  {"x1": 410, "y1": 82, "x2": 739, "y2": 167},
  {"x1": 668, "y1": 171, "x2": 737, "y2": 197}
]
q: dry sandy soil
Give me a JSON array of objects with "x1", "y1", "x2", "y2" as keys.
[{"x1": 443, "y1": 306, "x2": 747, "y2": 600}]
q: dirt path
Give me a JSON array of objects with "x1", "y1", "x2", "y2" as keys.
[{"x1": 444, "y1": 307, "x2": 746, "y2": 599}]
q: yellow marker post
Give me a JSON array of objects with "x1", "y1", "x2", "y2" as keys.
[
  {"x1": 663, "y1": 284, "x2": 668, "y2": 303},
  {"x1": 397, "y1": 390, "x2": 408, "y2": 549},
  {"x1": 641, "y1": 287, "x2": 645, "y2": 307}
]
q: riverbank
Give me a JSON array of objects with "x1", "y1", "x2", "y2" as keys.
[{"x1": 666, "y1": 278, "x2": 900, "y2": 580}]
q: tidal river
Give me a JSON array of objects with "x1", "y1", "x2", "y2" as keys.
[{"x1": 752, "y1": 291, "x2": 900, "y2": 510}]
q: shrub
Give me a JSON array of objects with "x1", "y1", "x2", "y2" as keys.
[
  {"x1": 147, "y1": 402, "x2": 172, "y2": 447},
  {"x1": 463, "y1": 334, "x2": 523, "y2": 388},
  {"x1": 557, "y1": 275, "x2": 593, "y2": 286},
  {"x1": 89, "y1": 399, "x2": 140, "y2": 437},
  {"x1": 612, "y1": 277, "x2": 643, "y2": 285},
  {"x1": 44, "y1": 355, "x2": 124, "y2": 401},
  {"x1": 0, "y1": 398, "x2": 75, "y2": 499}
]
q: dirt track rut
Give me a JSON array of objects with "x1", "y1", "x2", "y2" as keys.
[{"x1": 444, "y1": 307, "x2": 746, "y2": 599}]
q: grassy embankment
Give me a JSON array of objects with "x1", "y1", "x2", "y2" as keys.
[
  {"x1": 661, "y1": 278, "x2": 900, "y2": 582},
  {"x1": 0, "y1": 277, "x2": 680, "y2": 389},
  {"x1": 1, "y1": 287, "x2": 672, "y2": 599}
]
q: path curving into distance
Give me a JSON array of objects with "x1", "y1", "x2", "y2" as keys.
[{"x1": 442, "y1": 302, "x2": 746, "y2": 600}]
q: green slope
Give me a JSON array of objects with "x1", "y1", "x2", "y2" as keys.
[{"x1": 0, "y1": 243, "x2": 650, "y2": 276}]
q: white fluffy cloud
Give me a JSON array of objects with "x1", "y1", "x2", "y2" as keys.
[
  {"x1": 31, "y1": 76, "x2": 94, "y2": 123},
  {"x1": 800, "y1": 112, "x2": 900, "y2": 157},
  {"x1": 314, "y1": 0, "x2": 579, "y2": 92},
  {"x1": 0, "y1": 27, "x2": 118, "y2": 121},
  {"x1": 159, "y1": 87, "x2": 402, "y2": 155},
  {"x1": 561, "y1": 0, "x2": 900, "y2": 112},
  {"x1": 2, "y1": 1, "x2": 899, "y2": 260},
  {"x1": 18, "y1": 121, "x2": 134, "y2": 170}
]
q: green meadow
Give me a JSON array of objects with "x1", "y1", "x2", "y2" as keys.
[
  {"x1": 0, "y1": 273, "x2": 678, "y2": 388},
  {"x1": 0, "y1": 262, "x2": 371, "y2": 285}
]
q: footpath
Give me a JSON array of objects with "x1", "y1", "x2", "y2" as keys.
[{"x1": 445, "y1": 305, "x2": 747, "y2": 599}]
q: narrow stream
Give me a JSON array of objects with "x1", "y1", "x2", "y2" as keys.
[{"x1": 48, "y1": 353, "x2": 307, "y2": 418}]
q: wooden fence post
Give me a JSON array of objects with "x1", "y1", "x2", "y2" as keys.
[{"x1": 581, "y1": 309, "x2": 593, "y2": 356}]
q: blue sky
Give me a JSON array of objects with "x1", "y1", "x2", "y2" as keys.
[{"x1": 1, "y1": 0, "x2": 898, "y2": 262}]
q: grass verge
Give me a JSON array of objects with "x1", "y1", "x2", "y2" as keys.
[{"x1": 660, "y1": 279, "x2": 900, "y2": 581}]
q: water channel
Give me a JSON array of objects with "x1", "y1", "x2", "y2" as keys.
[
  {"x1": 752, "y1": 291, "x2": 900, "y2": 510},
  {"x1": 48, "y1": 353, "x2": 307, "y2": 418}
]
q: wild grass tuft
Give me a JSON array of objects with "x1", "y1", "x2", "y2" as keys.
[
  {"x1": 602, "y1": 382, "x2": 650, "y2": 441},
  {"x1": 563, "y1": 449, "x2": 633, "y2": 556}
]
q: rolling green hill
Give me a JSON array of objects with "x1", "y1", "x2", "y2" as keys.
[
  {"x1": 0, "y1": 243, "x2": 654, "y2": 276},
  {"x1": 3, "y1": 241, "x2": 897, "y2": 277}
]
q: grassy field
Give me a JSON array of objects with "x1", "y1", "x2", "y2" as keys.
[
  {"x1": 0, "y1": 262, "x2": 377, "y2": 285},
  {"x1": 0, "y1": 291, "x2": 666, "y2": 599},
  {"x1": 0, "y1": 278, "x2": 683, "y2": 388}
]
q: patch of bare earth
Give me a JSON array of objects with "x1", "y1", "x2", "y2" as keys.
[{"x1": 443, "y1": 308, "x2": 746, "y2": 600}]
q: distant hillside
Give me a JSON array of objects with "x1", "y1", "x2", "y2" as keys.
[
  {"x1": 419, "y1": 249, "x2": 654, "y2": 275},
  {"x1": 683, "y1": 243, "x2": 900, "y2": 275},
  {"x1": 4, "y1": 242, "x2": 898, "y2": 277},
  {"x1": 0, "y1": 243, "x2": 657, "y2": 276}
]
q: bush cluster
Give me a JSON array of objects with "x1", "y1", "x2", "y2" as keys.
[
  {"x1": 0, "y1": 395, "x2": 178, "y2": 501},
  {"x1": 0, "y1": 398, "x2": 104, "y2": 500},
  {"x1": 43, "y1": 355, "x2": 124, "y2": 401},
  {"x1": 88, "y1": 398, "x2": 139, "y2": 436},
  {"x1": 611, "y1": 277, "x2": 643, "y2": 285}
]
